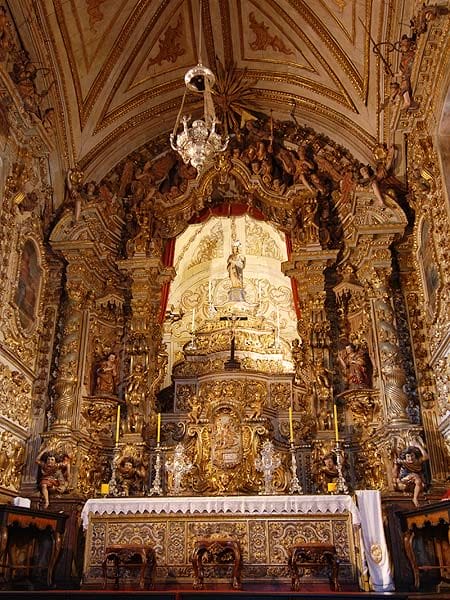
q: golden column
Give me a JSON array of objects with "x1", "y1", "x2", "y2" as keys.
[{"x1": 118, "y1": 252, "x2": 175, "y2": 443}]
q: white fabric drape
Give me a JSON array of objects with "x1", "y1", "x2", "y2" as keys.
[
  {"x1": 81, "y1": 494, "x2": 360, "y2": 530},
  {"x1": 355, "y1": 490, "x2": 395, "y2": 591}
]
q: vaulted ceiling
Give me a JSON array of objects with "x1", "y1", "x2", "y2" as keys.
[{"x1": 16, "y1": 0, "x2": 408, "y2": 179}]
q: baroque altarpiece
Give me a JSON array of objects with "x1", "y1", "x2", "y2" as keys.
[{"x1": 0, "y1": 0, "x2": 448, "y2": 590}]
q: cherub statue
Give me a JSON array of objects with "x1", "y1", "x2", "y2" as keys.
[
  {"x1": 393, "y1": 438, "x2": 429, "y2": 507},
  {"x1": 36, "y1": 447, "x2": 71, "y2": 508},
  {"x1": 316, "y1": 452, "x2": 339, "y2": 494},
  {"x1": 115, "y1": 455, "x2": 145, "y2": 496},
  {"x1": 189, "y1": 394, "x2": 202, "y2": 423},
  {"x1": 248, "y1": 390, "x2": 264, "y2": 419}
]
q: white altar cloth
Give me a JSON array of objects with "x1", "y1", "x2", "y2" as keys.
[{"x1": 81, "y1": 494, "x2": 360, "y2": 529}]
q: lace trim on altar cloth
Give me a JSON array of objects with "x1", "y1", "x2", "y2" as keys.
[{"x1": 81, "y1": 494, "x2": 360, "y2": 529}]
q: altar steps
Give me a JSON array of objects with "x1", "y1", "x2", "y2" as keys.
[{"x1": 0, "y1": 588, "x2": 447, "y2": 600}]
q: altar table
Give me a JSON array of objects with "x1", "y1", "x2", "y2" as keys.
[{"x1": 81, "y1": 495, "x2": 362, "y2": 588}]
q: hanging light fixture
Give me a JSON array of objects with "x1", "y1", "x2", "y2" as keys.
[{"x1": 170, "y1": 1, "x2": 229, "y2": 173}]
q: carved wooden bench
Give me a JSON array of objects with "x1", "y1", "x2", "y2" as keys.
[
  {"x1": 288, "y1": 543, "x2": 340, "y2": 591},
  {"x1": 102, "y1": 544, "x2": 156, "y2": 590},
  {"x1": 191, "y1": 534, "x2": 242, "y2": 589}
]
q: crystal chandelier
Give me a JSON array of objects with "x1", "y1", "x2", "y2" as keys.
[{"x1": 170, "y1": 3, "x2": 228, "y2": 173}]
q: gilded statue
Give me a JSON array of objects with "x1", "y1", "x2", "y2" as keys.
[
  {"x1": 66, "y1": 164, "x2": 84, "y2": 221},
  {"x1": 125, "y1": 364, "x2": 148, "y2": 434},
  {"x1": 298, "y1": 197, "x2": 320, "y2": 245},
  {"x1": 189, "y1": 395, "x2": 202, "y2": 423}
]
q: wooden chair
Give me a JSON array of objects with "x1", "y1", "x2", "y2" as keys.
[
  {"x1": 288, "y1": 543, "x2": 340, "y2": 591},
  {"x1": 192, "y1": 535, "x2": 242, "y2": 589},
  {"x1": 102, "y1": 544, "x2": 156, "y2": 589}
]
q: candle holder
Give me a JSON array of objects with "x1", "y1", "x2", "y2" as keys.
[
  {"x1": 108, "y1": 445, "x2": 122, "y2": 497},
  {"x1": 148, "y1": 444, "x2": 164, "y2": 496},
  {"x1": 289, "y1": 443, "x2": 303, "y2": 494},
  {"x1": 333, "y1": 441, "x2": 349, "y2": 494}
]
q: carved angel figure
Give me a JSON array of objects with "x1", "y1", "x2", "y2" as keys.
[
  {"x1": 36, "y1": 448, "x2": 71, "y2": 509},
  {"x1": 393, "y1": 439, "x2": 429, "y2": 507},
  {"x1": 115, "y1": 455, "x2": 145, "y2": 496},
  {"x1": 316, "y1": 452, "x2": 339, "y2": 494}
]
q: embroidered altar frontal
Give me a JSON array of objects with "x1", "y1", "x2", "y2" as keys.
[{"x1": 82, "y1": 496, "x2": 361, "y2": 587}]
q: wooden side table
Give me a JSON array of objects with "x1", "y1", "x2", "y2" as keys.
[
  {"x1": 192, "y1": 535, "x2": 242, "y2": 589},
  {"x1": 288, "y1": 543, "x2": 340, "y2": 591},
  {"x1": 0, "y1": 504, "x2": 67, "y2": 588},
  {"x1": 400, "y1": 499, "x2": 450, "y2": 590},
  {"x1": 102, "y1": 544, "x2": 156, "y2": 590}
]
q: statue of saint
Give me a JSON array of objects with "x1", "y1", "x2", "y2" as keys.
[
  {"x1": 338, "y1": 342, "x2": 372, "y2": 390},
  {"x1": 227, "y1": 242, "x2": 245, "y2": 289},
  {"x1": 94, "y1": 353, "x2": 119, "y2": 396}
]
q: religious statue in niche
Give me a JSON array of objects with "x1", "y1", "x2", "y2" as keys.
[
  {"x1": 227, "y1": 241, "x2": 246, "y2": 302},
  {"x1": 227, "y1": 242, "x2": 245, "y2": 288},
  {"x1": 338, "y1": 341, "x2": 372, "y2": 390},
  {"x1": 298, "y1": 196, "x2": 320, "y2": 246},
  {"x1": 36, "y1": 447, "x2": 71, "y2": 509},
  {"x1": 14, "y1": 239, "x2": 41, "y2": 330},
  {"x1": 94, "y1": 353, "x2": 119, "y2": 396}
]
